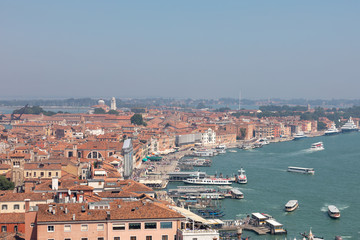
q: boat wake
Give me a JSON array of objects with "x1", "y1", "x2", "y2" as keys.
[
  {"x1": 341, "y1": 236, "x2": 352, "y2": 239},
  {"x1": 321, "y1": 203, "x2": 349, "y2": 212}
]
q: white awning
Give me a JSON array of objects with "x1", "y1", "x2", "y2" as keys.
[{"x1": 170, "y1": 206, "x2": 214, "y2": 225}]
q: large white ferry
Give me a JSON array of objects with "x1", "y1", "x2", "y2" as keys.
[
  {"x1": 235, "y1": 168, "x2": 247, "y2": 184},
  {"x1": 287, "y1": 166, "x2": 315, "y2": 174},
  {"x1": 328, "y1": 205, "x2": 341, "y2": 219},
  {"x1": 325, "y1": 123, "x2": 339, "y2": 135},
  {"x1": 341, "y1": 117, "x2": 358, "y2": 132},
  {"x1": 310, "y1": 142, "x2": 324, "y2": 151},
  {"x1": 183, "y1": 177, "x2": 232, "y2": 185}
]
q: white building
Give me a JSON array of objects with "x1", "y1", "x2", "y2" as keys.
[{"x1": 201, "y1": 128, "x2": 216, "y2": 146}]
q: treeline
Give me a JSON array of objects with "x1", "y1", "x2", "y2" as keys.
[{"x1": 12, "y1": 106, "x2": 65, "y2": 116}]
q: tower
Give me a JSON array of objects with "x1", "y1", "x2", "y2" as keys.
[
  {"x1": 111, "y1": 97, "x2": 117, "y2": 110},
  {"x1": 122, "y1": 139, "x2": 133, "y2": 179}
]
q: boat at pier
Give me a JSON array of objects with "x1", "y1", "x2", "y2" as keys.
[
  {"x1": 235, "y1": 168, "x2": 247, "y2": 184},
  {"x1": 341, "y1": 117, "x2": 358, "y2": 132},
  {"x1": 328, "y1": 205, "x2": 341, "y2": 219},
  {"x1": 310, "y1": 142, "x2": 324, "y2": 151},
  {"x1": 183, "y1": 172, "x2": 232, "y2": 185},
  {"x1": 293, "y1": 131, "x2": 307, "y2": 140},
  {"x1": 325, "y1": 123, "x2": 339, "y2": 135},
  {"x1": 192, "y1": 149, "x2": 217, "y2": 157},
  {"x1": 285, "y1": 200, "x2": 298, "y2": 212},
  {"x1": 287, "y1": 166, "x2": 315, "y2": 174}
]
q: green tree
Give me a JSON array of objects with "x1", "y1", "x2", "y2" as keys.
[
  {"x1": 131, "y1": 113, "x2": 146, "y2": 126},
  {"x1": 317, "y1": 121, "x2": 327, "y2": 131},
  {"x1": 0, "y1": 176, "x2": 14, "y2": 190},
  {"x1": 94, "y1": 108, "x2": 106, "y2": 114},
  {"x1": 107, "y1": 110, "x2": 119, "y2": 115}
]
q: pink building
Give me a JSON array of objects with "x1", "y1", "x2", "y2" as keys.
[{"x1": 35, "y1": 200, "x2": 185, "y2": 240}]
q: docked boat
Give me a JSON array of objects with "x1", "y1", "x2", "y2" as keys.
[
  {"x1": 257, "y1": 138, "x2": 270, "y2": 145},
  {"x1": 328, "y1": 205, "x2": 341, "y2": 219},
  {"x1": 293, "y1": 131, "x2": 307, "y2": 140},
  {"x1": 341, "y1": 117, "x2": 358, "y2": 132},
  {"x1": 228, "y1": 149, "x2": 237, "y2": 153},
  {"x1": 235, "y1": 168, "x2": 247, "y2": 184},
  {"x1": 183, "y1": 176, "x2": 232, "y2": 185},
  {"x1": 285, "y1": 200, "x2": 298, "y2": 212},
  {"x1": 287, "y1": 166, "x2": 315, "y2": 174},
  {"x1": 300, "y1": 228, "x2": 324, "y2": 240},
  {"x1": 310, "y1": 142, "x2": 324, "y2": 151},
  {"x1": 192, "y1": 149, "x2": 217, "y2": 157},
  {"x1": 325, "y1": 123, "x2": 339, "y2": 135}
]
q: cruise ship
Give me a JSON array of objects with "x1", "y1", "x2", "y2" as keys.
[
  {"x1": 325, "y1": 123, "x2": 339, "y2": 135},
  {"x1": 341, "y1": 117, "x2": 358, "y2": 132}
]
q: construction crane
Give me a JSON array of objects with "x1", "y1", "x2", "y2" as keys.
[{"x1": 11, "y1": 104, "x2": 29, "y2": 121}]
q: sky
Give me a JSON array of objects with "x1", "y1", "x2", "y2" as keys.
[{"x1": 1, "y1": 1, "x2": 360, "y2": 100}]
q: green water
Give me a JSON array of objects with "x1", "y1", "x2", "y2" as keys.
[{"x1": 169, "y1": 132, "x2": 360, "y2": 239}]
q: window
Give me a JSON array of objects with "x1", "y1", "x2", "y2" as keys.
[
  {"x1": 114, "y1": 238, "x2": 120, "y2": 240},
  {"x1": 162, "y1": 236, "x2": 168, "y2": 240},
  {"x1": 30, "y1": 223, "x2": 35, "y2": 227},
  {"x1": 192, "y1": 238, "x2": 198, "y2": 240},
  {"x1": 129, "y1": 223, "x2": 141, "y2": 230},
  {"x1": 81, "y1": 238, "x2": 88, "y2": 240},
  {"x1": 81, "y1": 224, "x2": 88, "y2": 231},
  {"x1": 160, "y1": 222, "x2": 172, "y2": 229},
  {"x1": 98, "y1": 238, "x2": 104, "y2": 240},
  {"x1": 56, "y1": 172, "x2": 59, "y2": 176},
  {"x1": 1, "y1": 226, "x2": 7, "y2": 232},
  {"x1": 146, "y1": 237, "x2": 152, "y2": 240},
  {"x1": 14, "y1": 226, "x2": 18, "y2": 232},
  {"x1": 41, "y1": 172, "x2": 44, "y2": 177},
  {"x1": 1, "y1": 205, "x2": 7, "y2": 210},
  {"x1": 47, "y1": 225, "x2": 54, "y2": 232},
  {"x1": 34, "y1": 172, "x2": 37, "y2": 177},
  {"x1": 64, "y1": 239, "x2": 71, "y2": 240},
  {"x1": 14, "y1": 204, "x2": 20, "y2": 210},
  {"x1": 48, "y1": 239, "x2": 55, "y2": 240},
  {"x1": 64, "y1": 224, "x2": 71, "y2": 232},
  {"x1": 112, "y1": 223, "x2": 125, "y2": 230},
  {"x1": 48, "y1": 172, "x2": 52, "y2": 177},
  {"x1": 97, "y1": 224, "x2": 104, "y2": 231},
  {"x1": 130, "y1": 237, "x2": 136, "y2": 240},
  {"x1": 145, "y1": 222, "x2": 157, "y2": 229}
]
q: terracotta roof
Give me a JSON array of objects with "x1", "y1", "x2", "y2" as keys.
[
  {"x1": 0, "y1": 192, "x2": 53, "y2": 202},
  {"x1": 0, "y1": 213, "x2": 25, "y2": 223}
]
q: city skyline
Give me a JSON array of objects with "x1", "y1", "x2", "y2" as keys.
[{"x1": 1, "y1": 1, "x2": 360, "y2": 99}]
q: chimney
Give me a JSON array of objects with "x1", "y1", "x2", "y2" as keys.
[
  {"x1": 72, "y1": 214, "x2": 75, "y2": 220},
  {"x1": 81, "y1": 205, "x2": 86, "y2": 212},
  {"x1": 48, "y1": 205, "x2": 53, "y2": 213},
  {"x1": 24, "y1": 199, "x2": 30, "y2": 212},
  {"x1": 65, "y1": 208, "x2": 68, "y2": 214},
  {"x1": 52, "y1": 177, "x2": 59, "y2": 190}
]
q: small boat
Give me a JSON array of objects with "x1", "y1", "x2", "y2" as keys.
[
  {"x1": 228, "y1": 149, "x2": 237, "y2": 153},
  {"x1": 285, "y1": 200, "x2": 298, "y2": 212},
  {"x1": 310, "y1": 142, "x2": 324, "y2": 151},
  {"x1": 287, "y1": 166, "x2": 315, "y2": 174},
  {"x1": 183, "y1": 173, "x2": 232, "y2": 185},
  {"x1": 328, "y1": 205, "x2": 341, "y2": 219},
  {"x1": 236, "y1": 168, "x2": 247, "y2": 184}
]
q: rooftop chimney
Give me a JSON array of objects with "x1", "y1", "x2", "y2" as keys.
[
  {"x1": 24, "y1": 199, "x2": 30, "y2": 212},
  {"x1": 72, "y1": 214, "x2": 75, "y2": 220},
  {"x1": 52, "y1": 177, "x2": 59, "y2": 191}
]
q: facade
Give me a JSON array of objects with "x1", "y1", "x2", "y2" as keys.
[
  {"x1": 122, "y1": 139, "x2": 133, "y2": 179},
  {"x1": 200, "y1": 128, "x2": 216, "y2": 146}
]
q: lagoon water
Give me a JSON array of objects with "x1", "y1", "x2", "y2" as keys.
[{"x1": 169, "y1": 132, "x2": 360, "y2": 239}]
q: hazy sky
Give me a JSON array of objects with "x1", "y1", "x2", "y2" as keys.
[{"x1": 1, "y1": 1, "x2": 359, "y2": 99}]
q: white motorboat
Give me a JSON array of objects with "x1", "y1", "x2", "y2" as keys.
[
  {"x1": 236, "y1": 168, "x2": 247, "y2": 184},
  {"x1": 328, "y1": 205, "x2": 341, "y2": 219},
  {"x1": 310, "y1": 142, "x2": 324, "y2": 151},
  {"x1": 287, "y1": 166, "x2": 315, "y2": 174}
]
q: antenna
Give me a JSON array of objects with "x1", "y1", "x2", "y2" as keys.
[{"x1": 238, "y1": 91, "x2": 241, "y2": 111}]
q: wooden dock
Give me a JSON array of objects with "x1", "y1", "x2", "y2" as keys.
[{"x1": 220, "y1": 224, "x2": 270, "y2": 235}]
